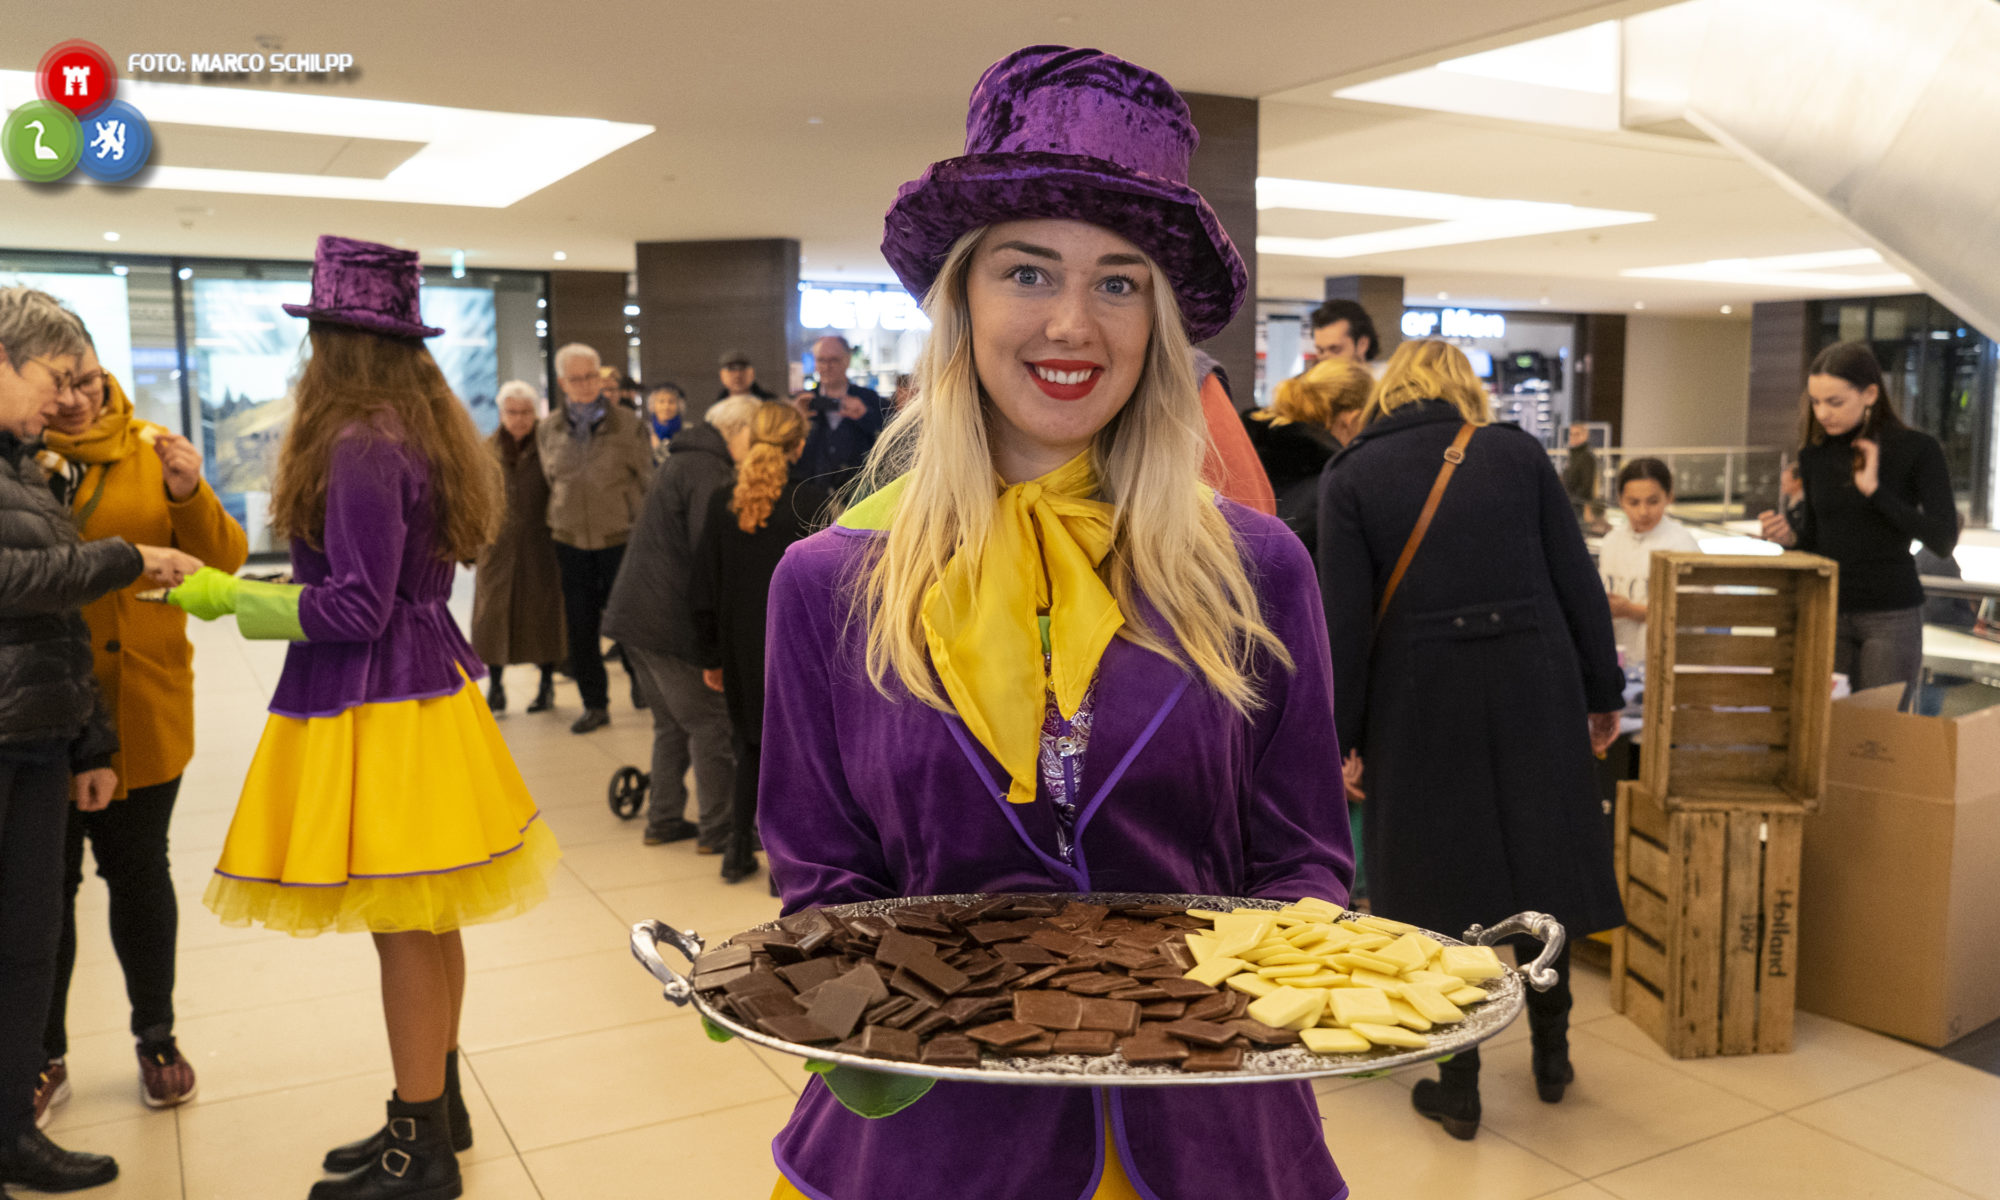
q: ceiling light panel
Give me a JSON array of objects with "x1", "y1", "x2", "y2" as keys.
[
  {"x1": 1621, "y1": 248, "x2": 1916, "y2": 290},
  {"x1": 0, "y1": 71, "x2": 652, "y2": 207},
  {"x1": 1256, "y1": 176, "x2": 1652, "y2": 259}
]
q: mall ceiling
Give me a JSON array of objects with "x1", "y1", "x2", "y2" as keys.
[{"x1": 0, "y1": 0, "x2": 1888, "y2": 317}]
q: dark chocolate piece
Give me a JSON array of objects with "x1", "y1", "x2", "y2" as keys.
[
  {"x1": 1026, "y1": 928, "x2": 1093, "y2": 958},
  {"x1": 782, "y1": 909, "x2": 838, "y2": 955},
  {"x1": 1099, "y1": 946, "x2": 1162, "y2": 972},
  {"x1": 1158, "y1": 1018, "x2": 1237, "y2": 1047},
  {"x1": 1158, "y1": 940, "x2": 1196, "y2": 971},
  {"x1": 864, "y1": 996, "x2": 914, "y2": 1026},
  {"x1": 1011, "y1": 990, "x2": 1084, "y2": 1031},
  {"x1": 874, "y1": 929, "x2": 934, "y2": 970},
  {"x1": 1139, "y1": 1001, "x2": 1189, "y2": 1020},
  {"x1": 836, "y1": 962, "x2": 889, "y2": 1006},
  {"x1": 908, "y1": 1010, "x2": 957, "y2": 1039},
  {"x1": 900, "y1": 953, "x2": 971, "y2": 997},
  {"x1": 921, "y1": 1035, "x2": 982, "y2": 1068},
  {"x1": 1013, "y1": 965, "x2": 1065, "y2": 990},
  {"x1": 1052, "y1": 1029, "x2": 1118, "y2": 1056},
  {"x1": 965, "y1": 1019, "x2": 1043, "y2": 1048},
  {"x1": 722, "y1": 969, "x2": 793, "y2": 999},
  {"x1": 760, "y1": 1014, "x2": 837, "y2": 1044},
  {"x1": 1106, "y1": 985, "x2": 1169, "y2": 1003},
  {"x1": 694, "y1": 944, "x2": 755, "y2": 974},
  {"x1": 1076, "y1": 998, "x2": 1141, "y2": 1037},
  {"x1": 779, "y1": 957, "x2": 843, "y2": 994},
  {"x1": 806, "y1": 983, "x2": 872, "y2": 1041},
  {"x1": 857, "y1": 1024, "x2": 921, "y2": 1061},
  {"x1": 1066, "y1": 974, "x2": 1135, "y2": 998},
  {"x1": 1010, "y1": 1032, "x2": 1058, "y2": 1056},
  {"x1": 1153, "y1": 977, "x2": 1219, "y2": 1000},
  {"x1": 1183, "y1": 993, "x2": 1235, "y2": 1023},
  {"x1": 692, "y1": 964, "x2": 753, "y2": 991},
  {"x1": 939, "y1": 995, "x2": 1003, "y2": 1026},
  {"x1": 1117, "y1": 1034, "x2": 1190, "y2": 1064},
  {"x1": 734, "y1": 992, "x2": 806, "y2": 1023},
  {"x1": 994, "y1": 942, "x2": 1061, "y2": 966},
  {"x1": 1180, "y1": 1047, "x2": 1246, "y2": 1072},
  {"x1": 966, "y1": 921, "x2": 1032, "y2": 945},
  {"x1": 1225, "y1": 1018, "x2": 1302, "y2": 1046},
  {"x1": 887, "y1": 967, "x2": 946, "y2": 1010}
]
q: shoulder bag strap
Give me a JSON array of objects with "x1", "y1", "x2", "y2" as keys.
[{"x1": 1375, "y1": 422, "x2": 1476, "y2": 626}]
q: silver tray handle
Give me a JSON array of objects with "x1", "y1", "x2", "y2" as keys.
[
  {"x1": 1462, "y1": 911, "x2": 1566, "y2": 992},
  {"x1": 630, "y1": 920, "x2": 706, "y2": 1006}
]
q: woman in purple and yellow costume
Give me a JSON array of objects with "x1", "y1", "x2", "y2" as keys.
[
  {"x1": 753, "y1": 48, "x2": 1354, "y2": 1200},
  {"x1": 170, "y1": 236, "x2": 559, "y2": 1200}
]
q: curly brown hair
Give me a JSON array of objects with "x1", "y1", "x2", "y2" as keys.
[
  {"x1": 731, "y1": 402, "x2": 806, "y2": 533},
  {"x1": 270, "y1": 323, "x2": 502, "y2": 560}
]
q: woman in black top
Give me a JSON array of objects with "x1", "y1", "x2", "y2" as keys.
[
  {"x1": 1241, "y1": 355, "x2": 1371, "y2": 564},
  {"x1": 1759, "y1": 342, "x2": 1956, "y2": 706},
  {"x1": 693, "y1": 402, "x2": 829, "y2": 885}
]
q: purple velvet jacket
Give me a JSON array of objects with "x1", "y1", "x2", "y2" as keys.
[
  {"x1": 760, "y1": 498, "x2": 1354, "y2": 1200},
  {"x1": 270, "y1": 432, "x2": 484, "y2": 719}
]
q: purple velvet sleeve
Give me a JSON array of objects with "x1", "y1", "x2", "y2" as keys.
[
  {"x1": 298, "y1": 437, "x2": 412, "y2": 644},
  {"x1": 1236, "y1": 512, "x2": 1354, "y2": 906},
  {"x1": 759, "y1": 543, "x2": 898, "y2": 913}
]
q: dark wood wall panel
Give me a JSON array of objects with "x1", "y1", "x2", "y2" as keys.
[
  {"x1": 634, "y1": 239, "x2": 801, "y2": 419},
  {"x1": 1183, "y1": 92, "x2": 1257, "y2": 407},
  {"x1": 1748, "y1": 301, "x2": 1812, "y2": 450},
  {"x1": 545, "y1": 270, "x2": 630, "y2": 393}
]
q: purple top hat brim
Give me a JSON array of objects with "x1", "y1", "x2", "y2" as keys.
[
  {"x1": 281, "y1": 303, "x2": 444, "y2": 340},
  {"x1": 881, "y1": 151, "x2": 1247, "y2": 344}
]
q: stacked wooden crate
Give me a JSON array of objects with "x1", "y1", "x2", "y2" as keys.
[{"x1": 1610, "y1": 552, "x2": 1836, "y2": 1058}]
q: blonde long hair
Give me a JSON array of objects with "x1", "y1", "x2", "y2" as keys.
[
  {"x1": 1257, "y1": 356, "x2": 1373, "y2": 432},
  {"x1": 731, "y1": 402, "x2": 806, "y2": 532},
  {"x1": 852, "y1": 227, "x2": 1291, "y2": 716},
  {"x1": 1362, "y1": 338, "x2": 1492, "y2": 427}
]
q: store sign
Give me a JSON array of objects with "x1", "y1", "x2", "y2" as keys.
[
  {"x1": 1401, "y1": 307, "x2": 1507, "y2": 340},
  {"x1": 800, "y1": 286, "x2": 932, "y2": 333}
]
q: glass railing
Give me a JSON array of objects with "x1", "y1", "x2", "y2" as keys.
[{"x1": 1549, "y1": 445, "x2": 1789, "y2": 523}]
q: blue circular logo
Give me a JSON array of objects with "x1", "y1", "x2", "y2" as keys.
[{"x1": 73, "y1": 99, "x2": 151, "y2": 183}]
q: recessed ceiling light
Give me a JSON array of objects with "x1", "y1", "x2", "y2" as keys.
[
  {"x1": 807, "y1": 116, "x2": 823, "y2": 125},
  {"x1": 536, "y1": 298, "x2": 547, "y2": 309},
  {"x1": 177, "y1": 267, "x2": 192, "y2": 280},
  {"x1": 1256, "y1": 177, "x2": 1652, "y2": 259},
  {"x1": 111, "y1": 265, "x2": 129, "y2": 276},
  {"x1": 553, "y1": 251, "x2": 567, "y2": 262},
  {"x1": 1621, "y1": 249, "x2": 1913, "y2": 291},
  {"x1": 1634, "y1": 301, "x2": 1646, "y2": 309},
  {"x1": 1720, "y1": 305, "x2": 1733, "y2": 314},
  {"x1": 102, "y1": 231, "x2": 120, "y2": 242},
  {"x1": 0, "y1": 70, "x2": 652, "y2": 207},
  {"x1": 1539, "y1": 296, "x2": 1551, "y2": 306},
  {"x1": 1436, "y1": 292, "x2": 1449, "y2": 300}
]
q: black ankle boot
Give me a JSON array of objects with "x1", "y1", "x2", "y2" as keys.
[
  {"x1": 323, "y1": 1053, "x2": 471, "y2": 1174},
  {"x1": 0, "y1": 1126, "x2": 119, "y2": 1192},
  {"x1": 1411, "y1": 1052, "x2": 1481, "y2": 1141},
  {"x1": 311, "y1": 1093, "x2": 460, "y2": 1200},
  {"x1": 484, "y1": 669, "x2": 506, "y2": 713},
  {"x1": 526, "y1": 669, "x2": 556, "y2": 713},
  {"x1": 1531, "y1": 1038, "x2": 1575, "y2": 1104}
]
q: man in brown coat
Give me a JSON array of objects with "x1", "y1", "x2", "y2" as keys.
[{"x1": 539, "y1": 344, "x2": 651, "y2": 733}]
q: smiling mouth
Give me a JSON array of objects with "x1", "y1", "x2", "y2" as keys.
[{"x1": 1027, "y1": 361, "x2": 1103, "y2": 401}]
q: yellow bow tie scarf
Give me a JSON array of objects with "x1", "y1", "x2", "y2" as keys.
[{"x1": 923, "y1": 453, "x2": 1124, "y2": 806}]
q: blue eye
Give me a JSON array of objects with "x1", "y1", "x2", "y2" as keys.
[
  {"x1": 1008, "y1": 265, "x2": 1047, "y2": 287},
  {"x1": 1101, "y1": 275, "x2": 1139, "y2": 296}
]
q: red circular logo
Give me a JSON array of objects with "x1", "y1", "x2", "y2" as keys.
[{"x1": 37, "y1": 41, "x2": 118, "y2": 117}]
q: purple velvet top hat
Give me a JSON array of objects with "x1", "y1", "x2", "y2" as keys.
[
  {"x1": 881, "y1": 45, "x2": 1248, "y2": 343},
  {"x1": 282, "y1": 235, "x2": 444, "y2": 339}
]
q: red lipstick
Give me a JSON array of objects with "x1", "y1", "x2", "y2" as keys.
[{"x1": 1026, "y1": 359, "x2": 1103, "y2": 401}]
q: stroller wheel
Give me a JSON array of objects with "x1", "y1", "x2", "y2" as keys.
[{"x1": 608, "y1": 766, "x2": 650, "y2": 819}]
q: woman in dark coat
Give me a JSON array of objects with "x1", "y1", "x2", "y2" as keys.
[
  {"x1": 471, "y1": 383, "x2": 565, "y2": 712},
  {"x1": 1243, "y1": 354, "x2": 1372, "y2": 565},
  {"x1": 691, "y1": 402, "x2": 827, "y2": 885},
  {"x1": 1318, "y1": 338, "x2": 1624, "y2": 1141}
]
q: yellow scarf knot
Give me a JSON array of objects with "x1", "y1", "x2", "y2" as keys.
[{"x1": 923, "y1": 452, "x2": 1123, "y2": 805}]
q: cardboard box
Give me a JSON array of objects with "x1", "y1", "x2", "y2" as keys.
[{"x1": 1795, "y1": 684, "x2": 2000, "y2": 1046}]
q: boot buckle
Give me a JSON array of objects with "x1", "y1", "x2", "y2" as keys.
[
  {"x1": 381, "y1": 1148, "x2": 412, "y2": 1178},
  {"x1": 388, "y1": 1117, "x2": 417, "y2": 1140}
]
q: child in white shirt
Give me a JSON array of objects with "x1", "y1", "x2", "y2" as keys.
[{"x1": 1598, "y1": 457, "x2": 1702, "y2": 661}]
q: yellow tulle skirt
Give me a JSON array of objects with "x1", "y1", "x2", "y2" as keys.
[
  {"x1": 204, "y1": 673, "x2": 560, "y2": 937},
  {"x1": 769, "y1": 1114, "x2": 1143, "y2": 1199}
]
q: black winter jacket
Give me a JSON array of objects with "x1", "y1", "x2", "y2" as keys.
[
  {"x1": 0, "y1": 432, "x2": 144, "y2": 766},
  {"x1": 601, "y1": 422, "x2": 737, "y2": 663}
]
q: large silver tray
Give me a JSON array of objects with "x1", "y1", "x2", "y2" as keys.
[{"x1": 631, "y1": 893, "x2": 1563, "y2": 1087}]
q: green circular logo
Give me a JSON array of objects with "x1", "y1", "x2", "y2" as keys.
[{"x1": 4, "y1": 100, "x2": 84, "y2": 182}]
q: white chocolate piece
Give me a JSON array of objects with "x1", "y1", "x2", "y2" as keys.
[
  {"x1": 1348, "y1": 968, "x2": 1406, "y2": 994},
  {"x1": 1330, "y1": 950, "x2": 1402, "y2": 975},
  {"x1": 1184, "y1": 934, "x2": 1219, "y2": 965},
  {"x1": 1183, "y1": 956, "x2": 1248, "y2": 987},
  {"x1": 1440, "y1": 945, "x2": 1506, "y2": 983},
  {"x1": 1404, "y1": 970, "x2": 1463, "y2": 992},
  {"x1": 1291, "y1": 896, "x2": 1344, "y2": 919},
  {"x1": 1400, "y1": 983, "x2": 1466, "y2": 1024},
  {"x1": 1289, "y1": 971, "x2": 1347, "y2": 989},
  {"x1": 1226, "y1": 973, "x2": 1278, "y2": 999},
  {"x1": 1350, "y1": 1021, "x2": 1429, "y2": 1049},
  {"x1": 1388, "y1": 997, "x2": 1433, "y2": 1032},
  {"x1": 1374, "y1": 934, "x2": 1431, "y2": 973},
  {"x1": 1446, "y1": 985, "x2": 1490, "y2": 1006},
  {"x1": 1256, "y1": 963, "x2": 1319, "y2": 979},
  {"x1": 1246, "y1": 986, "x2": 1327, "y2": 1032},
  {"x1": 1352, "y1": 915, "x2": 1418, "y2": 936},
  {"x1": 1327, "y1": 987, "x2": 1396, "y2": 1028},
  {"x1": 1300, "y1": 1027, "x2": 1372, "y2": 1055}
]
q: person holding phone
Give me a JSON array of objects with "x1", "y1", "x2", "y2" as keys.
[
  {"x1": 0, "y1": 286, "x2": 201, "y2": 1194},
  {"x1": 1758, "y1": 341, "x2": 1956, "y2": 705}
]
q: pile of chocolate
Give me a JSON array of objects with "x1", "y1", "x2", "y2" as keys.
[{"x1": 690, "y1": 896, "x2": 1304, "y2": 1072}]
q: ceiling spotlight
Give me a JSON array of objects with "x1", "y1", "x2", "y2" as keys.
[
  {"x1": 1436, "y1": 291, "x2": 1449, "y2": 300},
  {"x1": 623, "y1": 304, "x2": 640, "y2": 315},
  {"x1": 103, "y1": 231, "x2": 120, "y2": 242},
  {"x1": 536, "y1": 298, "x2": 547, "y2": 308},
  {"x1": 1539, "y1": 296, "x2": 1551, "y2": 306},
  {"x1": 177, "y1": 267, "x2": 192, "y2": 280},
  {"x1": 1634, "y1": 301, "x2": 1646, "y2": 309},
  {"x1": 1720, "y1": 305, "x2": 1733, "y2": 314},
  {"x1": 807, "y1": 116, "x2": 823, "y2": 125},
  {"x1": 111, "y1": 265, "x2": 129, "y2": 276},
  {"x1": 553, "y1": 251, "x2": 567, "y2": 261}
]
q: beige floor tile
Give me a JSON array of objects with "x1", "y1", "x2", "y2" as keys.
[
  {"x1": 560, "y1": 833, "x2": 732, "y2": 892},
  {"x1": 460, "y1": 947, "x2": 694, "y2": 1053},
  {"x1": 744, "y1": 1043, "x2": 807, "y2": 1097},
  {"x1": 538, "y1": 796, "x2": 649, "y2": 848},
  {"x1": 474, "y1": 1019, "x2": 791, "y2": 1151},
  {"x1": 1474, "y1": 1023, "x2": 1772, "y2": 1178},
  {"x1": 1318, "y1": 1078, "x2": 1582, "y2": 1199},
  {"x1": 1792, "y1": 1059, "x2": 2000, "y2": 1199},
  {"x1": 180, "y1": 1066, "x2": 516, "y2": 1200},
  {"x1": 458, "y1": 1154, "x2": 547, "y2": 1200},
  {"x1": 170, "y1": 926, "x2": 382, "y2": 1019},
  {"x1": 595, "y1": 876, "x2": 783, "y2": 942},
  {"x1": 1594, "y1": 1115, "x2": 1972, "y2": 1200},
  {"x1": 45, "y1": 1026, "x2": 174, "y2": 1135},
  {"x1": 523, "y1": 1095, "x2": 797, "y2": 1200},
  {"x1": 38, "y1": 1111, "x2": 181, "y2": 1200},
  {"x1": 1531, "y1": 1186, "x2": 1620, "y2": 1199},
  {"x1": 170, "y1": 991, "x2": 390, "y2": 1103},
  {"x1": 457, "y1": 892, "x2": 629, "y2": 971},
  {"x1": 1581, "y1": 1008, "x2": 1937, "y2": 1112}
]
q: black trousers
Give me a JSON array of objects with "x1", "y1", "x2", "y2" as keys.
[
  {"x1": 725, "y1": 734, "x2": 762, "y2": 875},
  {"x1": 0, "y1": 744, "x2": 71, "y2": 1138},
  {"x1": 46, "y1": 776, "x2": 183, "y2": 1059},
  {"x1": 552, "y1": 542, "x2": 628, "y2": 711}
]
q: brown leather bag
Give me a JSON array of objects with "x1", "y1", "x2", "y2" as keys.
[{"x1": 1374, "y1": 423, "x2": 1476, "y2": 625}]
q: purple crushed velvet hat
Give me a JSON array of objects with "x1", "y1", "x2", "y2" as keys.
[
  {"x1": 881, "y1": 45, "x2": 1248, "y2": 343},
  {"x1": 282, "y1": 235, "x2": 444, "y2": 339}
]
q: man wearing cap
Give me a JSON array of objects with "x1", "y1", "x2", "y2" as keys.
[
  {"x1": 791, "y1": 335, "x2": 884, "y2": 493},
  {"x1": 715, "y1": 351, "x2": 776, "y2": 403},
  {"x1": 539, "y1": 343, "x2": 650, "y2": 733}
]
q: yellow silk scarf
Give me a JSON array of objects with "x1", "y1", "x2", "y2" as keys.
[{"x1": 923, "y1": 452, "x2": 1123, "y2": 806}]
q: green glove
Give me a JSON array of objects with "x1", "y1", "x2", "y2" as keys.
[
  {"x1": 168, "y1": 568, "x2": 306, "y2": 641},
  {"x1": 700, "y1": 1017, "x2": 935, "y2": 1118}
]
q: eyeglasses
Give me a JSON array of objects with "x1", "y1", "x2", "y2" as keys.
[
  {"x1": 560, "y1": 373, "x2": 600, "y2": 387},
  {"x1": 24, "y1": 358, "x2": 81, "y2": 395}
]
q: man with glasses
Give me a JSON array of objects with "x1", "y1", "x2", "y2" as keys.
[
  {"x1": 538, "y1": 343, "x2": 650, "y2": 733},
  {"x1": 790, "y1": 335, "x2": 883, "y2": 492}
]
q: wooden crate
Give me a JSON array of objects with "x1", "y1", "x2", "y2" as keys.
[
  {"x1": 1640, "y1": 552, "x2": 1838, "y2": 811},
  {"x1": 1611, "y1": 781, "x2": 1803, "y2": 1057}
]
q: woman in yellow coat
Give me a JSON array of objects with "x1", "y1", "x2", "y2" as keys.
[{"x1": 32, "y1": 333, "x2": 247, "y2": 1122}]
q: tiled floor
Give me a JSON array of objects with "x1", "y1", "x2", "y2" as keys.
[{"x1": 44, "y1": 592, "x2": 2000, "y2": 1198}]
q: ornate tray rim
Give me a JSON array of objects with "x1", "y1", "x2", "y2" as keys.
[{"x1": 632, "y1": 893, "x2": 1562, "y2": 1087}]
